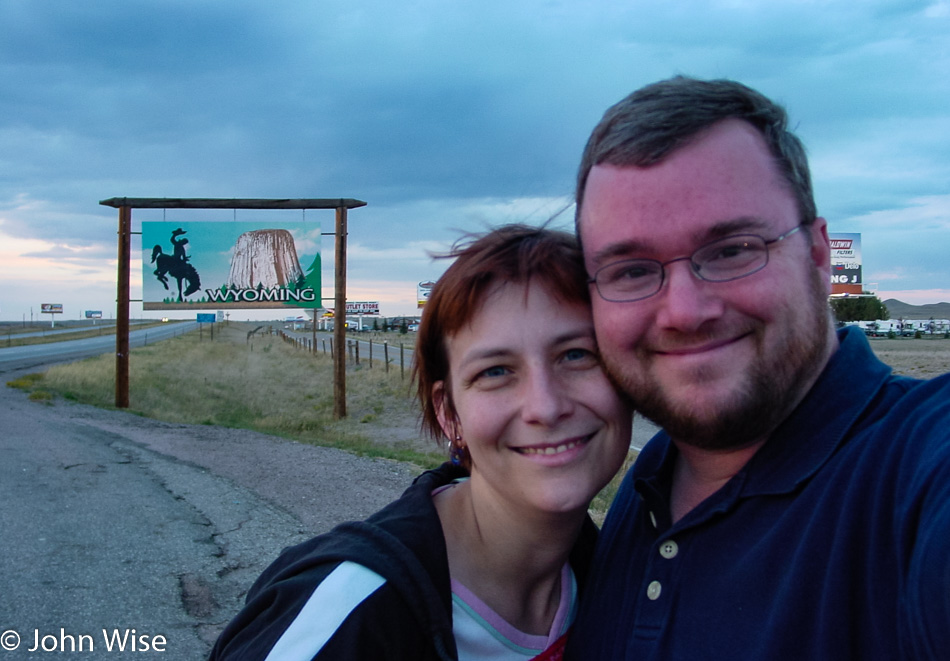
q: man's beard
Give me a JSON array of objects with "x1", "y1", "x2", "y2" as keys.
[{"x1": 608, "y1": 271, "x2": 833, "y2": 451}]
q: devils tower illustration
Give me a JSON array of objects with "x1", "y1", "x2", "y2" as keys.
[{"x1": 227, "y1": 229, "x2": 305, "y2": 289}]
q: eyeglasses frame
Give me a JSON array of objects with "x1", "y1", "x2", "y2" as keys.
[{"x1": 588, "y1": 224, "x2": 805, "y2": 303}]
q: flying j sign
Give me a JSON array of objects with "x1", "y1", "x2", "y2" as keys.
[{"x1": 829, "y1": 232, "x2": 863, "y2": 295}]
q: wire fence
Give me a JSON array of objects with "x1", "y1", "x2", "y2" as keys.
[{"x1": 276, "y1": 330, "x2": 412, "y2": 378}]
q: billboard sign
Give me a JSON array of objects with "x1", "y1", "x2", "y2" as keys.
[
  {"x1": 41, "y1": 303, "x2": 63, "y2": 313},
  {"x1": 345, "y1": 301, "x2": 379, "y2": 315},
  {"x1": 85, "y1": 310, "x2": 102, "y2": 319},
  {"x1": 829, "y1": 233, "x2": 862, "y2": 295},
  {"x1": 417, "y1": 281, "x2": 435, "y2": 309},
  {"x1": 196, "y1": 313, "x2": 215, "y2": 323},
  {"x1": 142, "y1": 221, "x2": 322, "y2": 310}
]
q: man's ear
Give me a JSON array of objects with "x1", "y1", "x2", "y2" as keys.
[
  {"x1": 433, "y1": 381, "x2": 456, "y2": 440},
  {"x1": 809, "y1": 217, "x2": 833, "y2": 296}
]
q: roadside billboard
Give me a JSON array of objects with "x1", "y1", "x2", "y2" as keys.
[
  {"x1": 85, "y1": 310, "x2": 102, "y2": 319},
  {"x1": 417, "y1": 281, "x2": 434, "y2": 309},
  {"x1": 142, "y1": 221, "x2": 322, "y2": 310},
  {"x1": 41, "y1": 303, "x2": 63, "y2": 313},
  {"x1": 345, "y1": 301, "x2": 379, "y2": 315},
  {"x1": 829, "y1": 233, "x2": 863, "y2": 296}
]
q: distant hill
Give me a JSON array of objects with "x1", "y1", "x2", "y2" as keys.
[{"x1": 882, "y1": 299, "x2": 950, "y2": 320}]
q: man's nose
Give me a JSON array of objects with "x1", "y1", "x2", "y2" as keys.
[{"x1": 654, "y1": 259, "x2": 724, "y2": 332}]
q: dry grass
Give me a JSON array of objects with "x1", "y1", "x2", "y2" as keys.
[
  {"x1": 867, "y1": 337, "x2": 950, "y2": 380},
  {"x1": 28, "y1": 323, "x2": 444, "y2": 468}
]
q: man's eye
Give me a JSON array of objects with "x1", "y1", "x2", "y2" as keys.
[
  {"x1": 708, "y1": 241, "x2": 755, "y2": 261},
  {"x1": 608, "y1": 263, "x2": 653, "y2": 282}
]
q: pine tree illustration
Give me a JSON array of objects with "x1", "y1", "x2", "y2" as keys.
[{"x1": 301, "y1": 253, "x2": 322, "y2": 308}]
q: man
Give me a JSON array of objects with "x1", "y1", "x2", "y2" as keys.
[
  {"x1": 170, "y1": 227, "x2": 190, "y2": 262},
  {"x1": 567, "y1": 76, "x2": 949, "y2": 660}
]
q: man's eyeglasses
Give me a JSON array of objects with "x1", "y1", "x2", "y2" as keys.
[{"x1": 588, "y1": 225, "x2": 804, "y2": 303}]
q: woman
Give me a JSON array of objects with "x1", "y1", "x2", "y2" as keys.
[{"x1": 209, "y1": 225, "x2": 632, "y2": 660}]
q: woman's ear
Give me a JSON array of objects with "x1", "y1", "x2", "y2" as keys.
[{"x1": 433, "y1": 381, "x2": 456, "y2": 440}]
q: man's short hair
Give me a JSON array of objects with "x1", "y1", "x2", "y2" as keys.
[{"x1": 575, "y1": 76, "x2": 816, "y2": 231}]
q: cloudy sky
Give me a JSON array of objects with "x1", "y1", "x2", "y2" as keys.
[{"x1": 2, "y1": 0, "x2": 949, "y2": 321}]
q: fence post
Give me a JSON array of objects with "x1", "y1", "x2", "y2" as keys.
[{"x1": 384, "y1": 342, "x2": 389, "y2": 374}]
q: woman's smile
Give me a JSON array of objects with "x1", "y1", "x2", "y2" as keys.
[{"x1": 513, "y1": 434, "x2": 593, "y2": 456}]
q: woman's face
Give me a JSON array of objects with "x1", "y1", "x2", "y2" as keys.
[{"x1": 436, "y1": 281, "x2": 632, "y2": 516}]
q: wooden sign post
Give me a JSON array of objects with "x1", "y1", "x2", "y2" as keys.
[{"x1": 101, "y1": 197, "x2": 366, "y2": 416}]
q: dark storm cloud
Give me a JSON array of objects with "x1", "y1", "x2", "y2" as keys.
[{"x1": 0, "y1": 0, "x2": 948, "y2": 317}]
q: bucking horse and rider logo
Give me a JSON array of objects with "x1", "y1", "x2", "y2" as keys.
[{"x1": 151, "y1": 228, "x2": 201, "y2": 302}]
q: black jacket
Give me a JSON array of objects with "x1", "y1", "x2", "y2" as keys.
[{"x1": 209, "y1": 462, "x2": 598, "y2": 660}]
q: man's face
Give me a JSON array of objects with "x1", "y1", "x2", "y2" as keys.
[{"x1": 579, "y1": 119, "x2": 835, "y2": 449}]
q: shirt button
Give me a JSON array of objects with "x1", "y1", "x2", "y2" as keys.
[
  {"x1": 659, "y1": 540, "x2": 678, "y2": 559},
  {"x1": 647, "y1": 581, "x2": 662, "y2": 600}
]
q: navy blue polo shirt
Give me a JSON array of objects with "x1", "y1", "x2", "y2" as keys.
[{"x1": 567, "y1": 327, "x2": 950, "y2": 660}]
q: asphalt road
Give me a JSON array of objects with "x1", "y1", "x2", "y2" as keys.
[
  {"x1": 0, "y1": 322, "x2": 199, "y2": 375},
  {"x1": 2, "y1": 324, "x2": 117, "y2": 340},
  {"x1": 0, "y1": 320, "x2": 156, "y2": 341},
  {"x1": 0, "y1": 339, "x2": 417, "y2": 659}
]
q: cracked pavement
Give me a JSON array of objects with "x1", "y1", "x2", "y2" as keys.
[{"x1": 0, "y1": 368, "x2": 418, "y2": 659}]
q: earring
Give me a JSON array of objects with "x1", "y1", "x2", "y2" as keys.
[{"x1": 450, "y1": 435, "x2": 468, "y2": 466}]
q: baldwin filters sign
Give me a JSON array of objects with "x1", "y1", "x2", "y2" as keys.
[
  {"x1": 829, "y1": 232, "x2": 862, "y2": 296},
  {"x1": 142, "y1": 221, "x2": 322, "y2": 310}
]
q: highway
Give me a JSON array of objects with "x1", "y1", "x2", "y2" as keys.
[
  {"x1": 0, "y1": 321, "x2": 198, "y2": 374},
  {"x1": 0, "y1": 320, "x2": 158, "y2": 341}
]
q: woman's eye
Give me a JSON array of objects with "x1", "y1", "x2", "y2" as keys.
[
  {"x1": 478, "y1": 365, "x2": 509, "y2": 379},
  {"x1": 563, "y1": 347, "x2": 596, "y2": 363}
]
